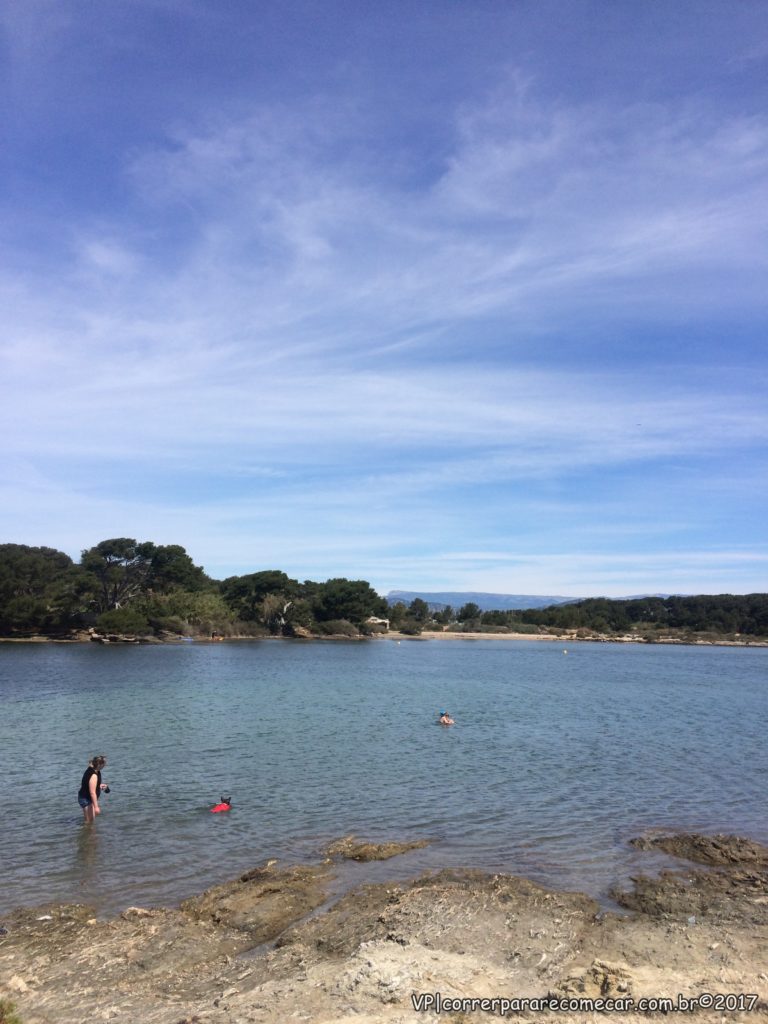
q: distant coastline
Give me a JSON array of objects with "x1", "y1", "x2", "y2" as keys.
[
  {"x1": 2, "y1": 540, "x2": 767, "y2": 647},
  {"x1": 2, "y1": 628, "x2": 766, "y2": 648}
]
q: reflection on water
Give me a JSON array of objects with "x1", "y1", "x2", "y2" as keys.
[
  {"x1": 74, "y1": 824, "x2": 100, "y2": 888},
  {"x1": 1, "y1": 640, "x2": 766, "y2": 914}
]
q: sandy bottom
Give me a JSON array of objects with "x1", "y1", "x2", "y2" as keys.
[{"x1": 2, "y1": 833, "x2": 767, "y2": 1023}]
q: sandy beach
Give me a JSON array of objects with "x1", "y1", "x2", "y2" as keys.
[
  {"x1": 390, "y1": 630, "x2": 768, "y2": 647},
  {"x1": 2, "y1": 832, "x2": 767, "y2": 1023}
]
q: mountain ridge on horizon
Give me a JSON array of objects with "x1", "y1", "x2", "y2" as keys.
[{"x1": 386, "y1": 590, "x2": 675, "y2": 612}]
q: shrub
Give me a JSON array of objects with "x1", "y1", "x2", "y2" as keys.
[
  {"x1": 317, "y1": 619, "x2": 359, "y2": 637},
  {"x1": 360, "y1": 621, "x2": 387, "y2": 635},
  {"x1": 96, "y1": 607, "x2": 150, "y2": 635},
  {"x1": 148, "y1": 615, "x2": 188, "y2": 635},
  {"x1": 0, "y1": 999, "x2": 23, "y2": 1024},
  {"x1": 399, "y1": 619, "x2": 422, "y2": 635}
]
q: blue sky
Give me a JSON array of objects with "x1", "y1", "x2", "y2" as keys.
[{"x1": 1, "y1": 0, "x2": 767, "y2": 596}]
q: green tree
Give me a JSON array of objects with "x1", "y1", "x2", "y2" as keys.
[
  {"x1": 80, "y1": 538, "x2": 157, "y2": 613},
  {"x1": 433, "y1": 604, "x2": 454, "y2": 625},
  {"x1": 387, "y1": 601, "x2": 407, "y2": 628},
  {"x1": 458, "y1": 602, "x2": 482, "y2": 622},
  {"x1": 0, "y1": 543, "x2": 81, "y2": 633},
  {"x1": 220, "y1": 570, "x2": 298, "y2": 620},
  {"x1": 148, "y1": 544, "x2": 210, "y2": 593},
  {"x1": 407, "y1": 598, "x2": 430, "y2": 622},
  {"x1": 313, "y1": 578, "x2": 387, "y2": 625}
]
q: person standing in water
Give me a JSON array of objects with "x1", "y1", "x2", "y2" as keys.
[{"x1": 78, "y1": 755, "x2": 108, "y2": 823}]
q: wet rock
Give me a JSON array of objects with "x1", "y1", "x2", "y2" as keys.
[
  {"x1": 3, "y1": 835, "x2": 768, "y2": 1024},
  {"x1": 630, "y1": 832, "x2": 768, "y2": 866},
  {"x1": 325, "y1": 834, "x2": 430, "y2": 861},
  {"x1": 180, "y1": 860, "x2": 333, "y2": 944},
  {"x1": 612, "y1": 866, "x2": 768, "y2": 923}
]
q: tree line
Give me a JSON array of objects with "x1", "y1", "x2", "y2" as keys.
[
  {"x1": 389, "y1": 595, "x2": 768, "y2": 638},
  {"x1": 1, "y1": 540, "x2": 766, "y2": 640},
  {"x1": 0, "y1": 540, "x2": 387, "y2": 639},
  {"x1": 515, "y1": 594, "x2": 768, "y2": 637}
]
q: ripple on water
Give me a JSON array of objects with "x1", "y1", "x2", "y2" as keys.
[{"x1": 1, "y1": 640, "x2": 766, "y2": 913}]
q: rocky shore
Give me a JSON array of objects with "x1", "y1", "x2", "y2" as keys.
[{"x1": 2, "y1": 833, "x2": 767, "y2": 1023}]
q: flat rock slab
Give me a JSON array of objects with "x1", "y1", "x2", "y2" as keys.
[{"x1": 180, "y1": 860, "x2": 333, "y2": 943}]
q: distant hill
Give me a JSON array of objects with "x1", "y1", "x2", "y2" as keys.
[{"x1": 386, "y1": 590, "x2": 579, "y2": 612}]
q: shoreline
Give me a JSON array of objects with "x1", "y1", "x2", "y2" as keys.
[
  {"x1": 2, "y1": 832, "x2": 767, "y2": 1023},
  {"x1": 411, "y1": 629, "x2": 768, "y2": 647},
  {"x1": 2, "y1": 630, "x2": 767, "y2": 648}
]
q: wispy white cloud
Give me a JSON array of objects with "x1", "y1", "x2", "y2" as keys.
[{"x1": 3, "y1": 52, "x2": 767, "y2": 594}]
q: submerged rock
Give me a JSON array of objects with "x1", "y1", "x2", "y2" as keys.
[
  {"x1": 325, "y1": 834, "x2": 431, "y2": 861},
  {"x1": 614, "y1": 833, "x2": 768, "y2": 924}
]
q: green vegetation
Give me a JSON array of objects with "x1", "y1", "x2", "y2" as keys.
[
  {"x1": 402, "y1": 594, "x2": 768, "y2": 642},
  {"x1": 1, "y1": 540, "x2": 766, "y2": 643},
  {"x1": 516, "y1": 594, "x2": 768, "y2": 638},
  {"x1": 0, "y1": 540, "x2": 388, "y2": 640},
  {"x1": 0, "y1": 998, "x2": 23, "y2": 1024}
]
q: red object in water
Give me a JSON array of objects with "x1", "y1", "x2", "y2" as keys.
[{"x1": 211, "y1": 802, "x2": 231, "y2": 813}]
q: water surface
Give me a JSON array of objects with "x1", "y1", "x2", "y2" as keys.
[{"x1": 1, "y1": 639, "x2": 766, "y2": 914}]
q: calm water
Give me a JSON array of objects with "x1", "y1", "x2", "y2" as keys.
[{"x1": 1, "y1": 639, "x2": 766, "y2": 915}]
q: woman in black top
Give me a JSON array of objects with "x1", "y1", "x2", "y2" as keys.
[{"x1": 78, "y1": 755, "x2": 107, "y2": 823}]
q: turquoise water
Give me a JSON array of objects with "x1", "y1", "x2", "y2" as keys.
[{"x1": 1, "y1": 639, "x2": 766, "y2": 915}]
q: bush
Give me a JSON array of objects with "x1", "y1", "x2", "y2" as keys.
[
  {"x1": 317, "y1": 619, "x2": 359, "y2": 637},
  {"x1": 0, "y1": 999, "x2": 23, "y2": 1024},
  {"x1": 96, "y1": 607, "x2": 150, "y2": 635},
  {"x1": 399, "y1": 619, "x2": 422, "y2": 635},
  {"x1": 148, "y1": 615, "x2": 188, "y2": 635}
]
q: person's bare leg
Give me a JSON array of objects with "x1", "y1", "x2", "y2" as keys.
[{"x1": 83, "y1": 804, "x2": 95, "y2": 823}]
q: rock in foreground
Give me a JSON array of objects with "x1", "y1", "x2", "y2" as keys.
[{"x1": 2, "y1": 837, "x2": 767, "y2": 1023}]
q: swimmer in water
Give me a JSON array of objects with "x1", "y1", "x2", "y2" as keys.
[{"x1": 438, "y1": 710, "x2": 455, "y2": 726}]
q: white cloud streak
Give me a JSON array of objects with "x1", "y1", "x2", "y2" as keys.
[{"x1": 2, "y1": 74, "x2": 767, "y2": 593}]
